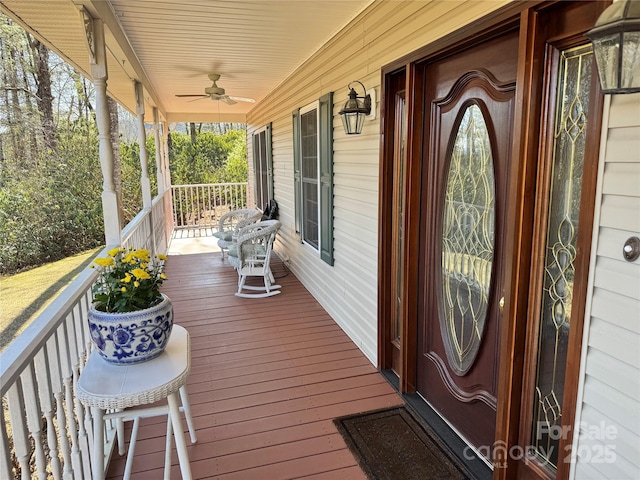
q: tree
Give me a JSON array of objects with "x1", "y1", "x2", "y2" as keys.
[
  {"x1": 107, "y1": 96, "x2": 123, "y2": 226},
  {"x1": 28, "y1": 35, "x2": 57, "y2": 152},
  {"x1": 0, "y1": 11, "x2": 249, "y2": 275}
]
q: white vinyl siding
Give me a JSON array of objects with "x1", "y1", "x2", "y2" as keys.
[
  {"x1": 247, "y1": 0, "x2": 510, "y2": 364},
  {"x1": 571, "y1": 93, "x2": 640, "y2": 480}
]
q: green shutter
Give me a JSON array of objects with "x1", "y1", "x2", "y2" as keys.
[
  {"x1": 292, "y1": 109, "x2": 302, "y2": 239},
  {"x1": 318, "y1": 92, "x2": 334, "y2": 266},
  {"x1": 266, "y1": 123, "x2": 274, "y2": 201}
]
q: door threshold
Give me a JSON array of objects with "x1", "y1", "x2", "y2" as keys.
[{"x1": 380, "y1": 370, "x2": 493, "y2": 480}]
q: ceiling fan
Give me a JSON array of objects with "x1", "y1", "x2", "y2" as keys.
[{"x1": 175, "y1": 74, "x2": 255, "y2": 105}]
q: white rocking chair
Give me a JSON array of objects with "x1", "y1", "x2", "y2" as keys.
[
  {"x1": 213, "y1": 208, "x2": 262, "y2": 258},
  {"x1": 228, "y1": 220, "x2": 282, "y2": 298}
]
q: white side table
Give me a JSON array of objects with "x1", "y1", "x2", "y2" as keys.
[{"x1": 77, "y1": 324, "x2": 195, "y2": 480}]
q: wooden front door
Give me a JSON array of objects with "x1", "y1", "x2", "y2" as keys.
[{"x1": 416, "y1": 30, "x2": 519, "y2": 453}]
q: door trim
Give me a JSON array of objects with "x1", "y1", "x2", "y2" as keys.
[{"x1": 378, "y1": 2, "x2": 605, "y2": 479}]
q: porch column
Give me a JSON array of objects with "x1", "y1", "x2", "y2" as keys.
[
  {"x1": 135, "y1": 81, "x2": 152, "y2": 209},
  {"x1": 88, "y1": 17, "x2": 122, "y2": 246},
  {"x1": 163, "y1": 124, "x2": 172, "y2": 188},
  {"x1": 152, "y1": 107, "x2": 165, "y2": 193}
]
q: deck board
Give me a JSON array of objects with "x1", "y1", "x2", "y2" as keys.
[{"x1": 105, "y1": 252, "x2": 402, "y2": 479}]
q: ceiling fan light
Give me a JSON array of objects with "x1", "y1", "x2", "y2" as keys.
[{"x1": 205, "y1": 85, "x2": 225, "y2": 95}]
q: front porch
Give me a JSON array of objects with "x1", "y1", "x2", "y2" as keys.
[
  {"x1": 105, "y1": 250, "x2": 401, "y2": 479},
  {"x1": 0, "y1": 197, "x2": 400, "y2": 479}
]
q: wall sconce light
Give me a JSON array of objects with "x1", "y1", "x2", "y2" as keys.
[
  {"x1": 338, "y1": 81, "x2": 372, "y2": 134},
  {"x1": 586, "y1": 0, "x2": 640, "y2": 94}
]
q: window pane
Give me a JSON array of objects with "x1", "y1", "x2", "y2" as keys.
[
  {"x1": 440, "y1": 103, "x2": 495, "y2": 376},
  {"x1": 253, "y1": 134, "x2": 263, "y2": 208},
  {"x1": 530, "y1": 44, "x2": 593, "y2": 469},
  {"x1": 258, "y1": 131, "x2": 268, "y2": 208},
  {"x1": 301, "y1": 110, "x2": 318, "y2": 180},
  {"x1": 303, "y1": 181, "x2": 319, "y2": 248},
  {"x1": 300, "y1": 108, "x2": 319, "y2": 248}
]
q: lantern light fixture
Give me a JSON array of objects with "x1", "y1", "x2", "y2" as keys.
[
  {"x1": 586, "y1": 0, "x2": 640, "y2": 94},
  {"x1": 338, "y1": 81, "x2": 372, "y2": 135}
]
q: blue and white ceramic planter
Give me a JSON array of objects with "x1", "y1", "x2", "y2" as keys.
[{"x1": 88, "y1": 294, "x2": 173, "y2": 365}]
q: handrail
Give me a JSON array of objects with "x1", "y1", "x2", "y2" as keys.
[
  {"x1": 0, "y1": 189, "x2": 172, "y2": 479},
  {"x1": 171, "y1": 182, "x2": 248, "y2": 230}
]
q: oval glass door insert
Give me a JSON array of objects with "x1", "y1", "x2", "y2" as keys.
[{"x1": 440, "y1": 103, "x2": 495, "y2": 376}]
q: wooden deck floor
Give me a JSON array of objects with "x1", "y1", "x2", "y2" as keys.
[{"x1": 106, "y1": 252, "x2": 403, "y2": 479}]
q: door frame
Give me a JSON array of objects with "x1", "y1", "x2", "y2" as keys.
[
  {"x1": 378, "y1": 2, "x2": 528, "y2": 393},
  {"x1": 377, "y1": 2, "x2": 607, "y2": 479}
]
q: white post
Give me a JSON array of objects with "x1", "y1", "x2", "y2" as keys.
[
  {"x1": 90, "y1": 19, "x2": 122, "y2": 246},
  {"x1": 163, "y1": 124, "x2": 171, "y2": 189},
  {"x1": 135, "y1": 81, "x2": 152, "y2": 209},
  {"x1": 152, "y1": 107, "x2": 165, "y2": 194}
]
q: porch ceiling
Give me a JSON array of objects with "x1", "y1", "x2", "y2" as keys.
[{"x1": 0, "y1": 0, "x2": 372, "y2": 123}]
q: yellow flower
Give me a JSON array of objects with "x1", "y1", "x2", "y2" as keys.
[
  {"x1": 131, "y1": 268, "x2": 151, "y2": 280},
  {"x1": 132, "y1": 249, "x2": 150, "y2": 262},
  {"x1": 94, "y1": 257, "x2": 114, "y2": 267},
  {"x1": 91, "y1": 245, "x2": 168, "y2": 313}
]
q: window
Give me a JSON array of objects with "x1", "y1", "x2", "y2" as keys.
[
  {"x1": 292, "y1": 92, "x2": 334, "y2": 265},
  {"x1": 300, "y1": 103, "x2": 319, "y2": 249},
  {"x1": 252, "y1": 124, "x2": 273, "y2": 210}
]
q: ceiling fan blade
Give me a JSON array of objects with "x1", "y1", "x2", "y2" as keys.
[
  {"x1": 227, "y1": 96, "x2": 256, "y2": 103},
  {"x1": 175, "y1": 94, "x2": 208, "y2": 98},
  {"x1": 220, "y1": 96, "x2": 237, "y2": 105}
]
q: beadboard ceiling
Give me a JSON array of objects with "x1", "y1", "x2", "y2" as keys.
[{"x1": 0, "y1": 0, "x2": 372, "y2": 123}]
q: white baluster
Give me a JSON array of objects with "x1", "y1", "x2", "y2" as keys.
[
  {"x1": 61, "y1": 316, "x2": 83, "y2": 477},
  {"x1": 49, "y1": 331, "x2": 72, "y2": 478},
  {"x1": 78, "y1": 293, "x2": 96, "y2": 478},
  {"x1": 79, "y1": 294, "x2": 92, "y2": 355},
  {"x1": 20, "y1": 365, "x2": 47, "y2": 479},
  {"x1": 0, "y1": 408, "x2": 13, "y2": 480},
  {"x1": 6, "y1": 382, "x2": 31, "y2": 480},
  {"x1": 69, "y1": 307, "x2": 92, "y2": 479},
  {"x1": 34, "y1": 348, "x2": 62, "y2": 479}
]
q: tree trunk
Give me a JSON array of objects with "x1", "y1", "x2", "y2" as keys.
[
  {"x1": 0, "y1": 135, "x2": 5, "y2": 187},
  {"x1": 107, "y1": 96, "x2": 124, "y2": 227},
  {"x1": 18, "y1": 42, "x2": 39, "y2": 161},
  {"x1": 2, "y1": 37, "x2": 25, "y2": 165},
  {"x1": 29, "y1": 35, "x2": 57, "y2": 152},
  {"x1": 189, "y1": 122, "x2": 196, "y2": 144}
]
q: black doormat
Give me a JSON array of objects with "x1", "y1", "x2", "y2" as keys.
[{"x1": 334, "y1": 406, "x2": 474, "y2": 480}]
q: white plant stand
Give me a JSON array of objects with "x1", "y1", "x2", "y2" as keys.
[{"x1": 77, "y1": 324, "x2": 196, "y2": 480}]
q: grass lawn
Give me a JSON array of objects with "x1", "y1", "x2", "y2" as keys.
[{"x1": 0, "y1": 247, "x2": 103, "y2": 352}]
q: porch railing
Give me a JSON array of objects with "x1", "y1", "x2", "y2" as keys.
[
  {"x1": 0, "y1": 190, "x2": 171, "y2": 479},
  {"x1": 171, "y1": 182, "x2": 248, "y2": 230}
]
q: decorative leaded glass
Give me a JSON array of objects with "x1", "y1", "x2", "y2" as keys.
[
  {"x1": 530, "y1": 44, "x2": 593, "y2": 469},
  {"x1": 440, "y1": 103, "x2": 495, "y2": 376}
]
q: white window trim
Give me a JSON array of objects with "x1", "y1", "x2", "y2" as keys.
[{"x1": 299, "y1": 100, "x2": 321, "y2": 253}]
